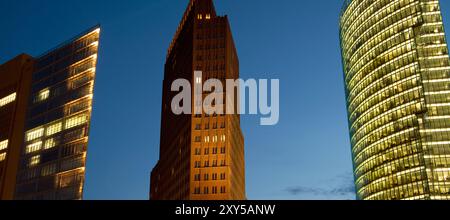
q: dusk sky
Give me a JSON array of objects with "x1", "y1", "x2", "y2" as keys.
[{"x1": 1, "y1": 0, "x2": 450, "y2": 200}]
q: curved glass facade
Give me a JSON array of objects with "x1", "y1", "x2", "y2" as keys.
[{"x1": 340, "y1": 0, "x2": 450, "y2": 200}]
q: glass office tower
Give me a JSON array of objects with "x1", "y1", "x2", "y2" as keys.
[
  {"x1": 340, "y1": 0, "x2": 450, "y2": 200},
  {"x1": 14, "y1": 26, "x2": 100, "y2": 200}
]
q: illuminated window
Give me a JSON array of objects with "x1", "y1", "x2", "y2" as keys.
[
  {"x1": 26, "y1": 127, "x2": 45, "y2": 142},
  {"x1": 221, "y1": 135, "x2": 226, "y2": 142},
  {"x1": 0, "y1": 153, "x2": 6, "y2": 161},
  {"x1": 212, "y1": 135, "x2": 218, "y2": 142},
  {"x1": 197, "y1": 14, "x2": 203, "y2": 20},
  {"x1": 46, "y1": 121, "x2": 62, "y2": 136},
  {"x1": 44, "y1": 138, "x2": 57, "y2": 150},
  {"x1": 195, "y1": 76, "x2": 202, "y2": 84},
  {"x1": 0, "y1": 93, "x2": 16, "y2": 108},
  {"x1": 204, "y1": 136, "x2": 210, "y2": 143},
  {"x1": 26, "y1": 141, "x2": 42, "y2": 154},
  {"x1": 29, "y1": 155, "x2": 40, "y2": 166},
  {"x1": 65, "y1": 114, "x2": 88, "y2": 129},
  {"x1": 35, "y1": 88, "x2": 50, "y2": 103},
  {"x1": 206, "y1": 14, "x2": 211, "y2": 20},
  {"x1": 0, "y1": 140, "x2": 8, "y2": 151}
]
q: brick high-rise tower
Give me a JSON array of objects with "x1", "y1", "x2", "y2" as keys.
[{"x1": 150, "y1": 0, "x2": 246, "y2": 200}]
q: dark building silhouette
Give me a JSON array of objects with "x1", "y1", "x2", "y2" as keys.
[{"x1": 150, "y1": 0, "x2": 246, "y2": 200}]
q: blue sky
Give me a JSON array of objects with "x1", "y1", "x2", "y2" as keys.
[{"x1": 1, "y1": 0, "x2": 450, "y2": 200}]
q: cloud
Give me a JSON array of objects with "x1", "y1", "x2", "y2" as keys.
[{"x1": 285, "y1": 172, "x2": 356, "y2": 199}]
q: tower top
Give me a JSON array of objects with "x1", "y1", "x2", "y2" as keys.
[{"x1": 167, "y1": 0, "x2": 217, "y2": 60}]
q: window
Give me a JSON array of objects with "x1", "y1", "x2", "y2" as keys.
[
  {"x1": 195, "y1": 161, "x2": 201, "y2": 168},
  {"x1": 0, "y1": 153, "x2": 6, "y2": 161},
  {"x1": 206, "y1": 14, "x2": 211, "y2": 20},
  {"x1": 29, "y1": 155, "x2": 40, "y2": 166},
  {"x1": 204, "y1": 148, "x2": 209, "y2": 155},
  {"x1": 221, "y1": 160, "x2": 226, "y2": 166},
  {"x1": 221, "y1": 147, "x2": 226, "y2": 154},
  {"x1": 195, "y1": 136, "x2": 201, "y2": 142},
  {"x1": 194, "y1": 187, "x2": 201, "y2": 194},
  {"x1": 194, "y1": 174, "x2": 201, "y2": 181},
  {"x1": 212, "y1": 173, "x2": 218, "y2": 180},
  {"x1": 197, "y1": 14, "x2": 203, "y2": 20},
  {"x1": 195, "y1": 124, "x2": 201, "y2": 130},
  {"x1": 65, "y1": 114, "x2": 88, "y2": 129},
  {"x1": 44, "y1": 138, "x2": 57, "y2": 150},
  {"x1": 205, "y1": 136, "x2": 210, "y2": 143},
  {"x1": 0, "y1": 93, "x2": 16, "y2": 108},
  {"x1": 204, "y1": 161, "x2": 210, "y2": 167},
  {"x1": 41, "y1": 164, "x2": 56, "y2": 176},
  {"x1": 0, "y1": 140, "x2": 8, "y2": 151},
  {"x1": 204, "y1": 174, "x2": 209, "y2": 181},
  {"x1": 26, "y1": 127, "x2": 44, "y2": 142},
  {"x1": 212, "y1": 160, "x2": 217, "y2": 167},
  {"x1": 212, "y1": 147, "x2": 218, "y2": 154},
  {"x1": 26, "y1": 141, "x2": 42, "y2": 154},
  {"x1": 35, "y1": 88, "x2": 50, "y2": 102},
  {"x1": 195, "y1": 148, "x2": 201, "y2": 155},
  {"x1": 204, "y1": 187, "x2": 209, "y2": 194},
  {"x1": 196, "y1": 76, "x2": 202, "y2": 84},
  {"x1": 46, "y1": 121, "x2": 62, "y2": 136},
  {"x1": 221, "y1": 135, "x2": 226, "y2": 142},
  {"x1": 221, "y1": 186, "x2": 226, "y2": 194},
  {"x1": 213, "y1": 135, "x2": 218, "y2": 143},
  {"x1": 220, "y1": 173, "x2": 226, "y2": 180},
  {"x1": 212, "y1": 186, "x2": 218, "y2": 194}
]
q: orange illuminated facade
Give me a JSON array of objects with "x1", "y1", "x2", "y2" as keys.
[
  {"x1": 150, "y1": 0, "x2": 246, "y2": 200},
  {"x1": 0, "y1": 54, "x2": 34, "y2": 200}
]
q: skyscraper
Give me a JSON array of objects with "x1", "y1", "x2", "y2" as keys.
[
  {"x1": 0, "y1": 54, "x2": 34, "y2": 200},
  {"x1": 340, "y1": 0, "x2": 450, "y2": 200},
  {"x1": 150, "y1": 0, "x2": 246, "y2": 200},
  {"x1": 0, "y1": 26, "x2": 101, "y2": 200}
]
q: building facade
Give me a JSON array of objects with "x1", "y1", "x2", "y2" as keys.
[
  {"x1": 150, "y1": 0, "x2": 246, "y2": 200},
  {"x1": 0, "y1": 26, "x2": 101, "y2": 200},
  {"x1": 0, "y1": 54, "x2": 34, "y2": 200},
  {"x1": 340, "y1": 0, "x2": 450, "y2": 200}
]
